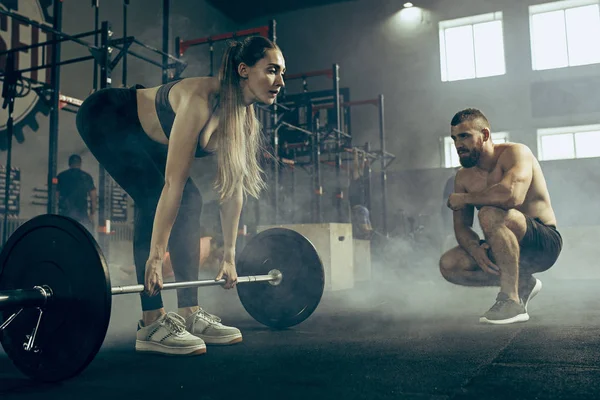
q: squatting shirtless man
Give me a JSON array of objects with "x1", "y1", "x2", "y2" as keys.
[{"x1": 439, "y1": 108, "x2": 563, "y2": 325}]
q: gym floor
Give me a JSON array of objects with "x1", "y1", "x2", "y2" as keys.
[{"x1": 1, "y1": 269, "x2": 599, "y2": 400}]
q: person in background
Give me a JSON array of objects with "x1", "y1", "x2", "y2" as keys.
[
  {"x1": 56, "y1": 154, "x2": 97, "y2": 233},
  {"x1": 348, "y1": 148, "x2": 373, "y2": 240}
]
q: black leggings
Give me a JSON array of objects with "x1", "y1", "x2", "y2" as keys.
[{"x1": 76, "y1": 87, "x2": 202, "y2": 311}]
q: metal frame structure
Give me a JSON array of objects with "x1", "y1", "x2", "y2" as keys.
[
  {"x1": 0, "y1": 0, "x2": 187, "y2": 251},
  {"x1": 263, "y1": 68, "x2": 394, "y2": 235},
  {"x1": 268, "y1": 65, "x2": 344, "y2": 224},
  {"x1": 311, "y1": 95, "x2": 394, "y2": 235},
  {"x1": 176, "y1": 23, "x2": 273, "y2": 77}
]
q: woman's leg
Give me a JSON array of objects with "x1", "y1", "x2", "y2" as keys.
[
  {"x1": 168, "y1": 181, "x2": 243, "y2": 345},
  {"x1": 76, "y1": 88, "x2": 207, "y2": 356},
  {"x1": 133, "y1": 204, "x2": 164, "y2": 312},
  {"x1": 168, "y1": 179, "x2": 202, "y2": 314},
  {"x1": 76, "y1": 88, "x2": 166, "y2": 316}
]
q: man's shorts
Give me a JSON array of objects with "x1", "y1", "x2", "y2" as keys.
[
  {"x1": 482, "y1": 216, "x2": 563, "y2": 274},
  {"x1": 519, "y1": 216, "x2": 563, "y2": 273}
]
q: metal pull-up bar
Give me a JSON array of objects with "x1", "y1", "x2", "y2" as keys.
[
  {"x1": 175, "y1": 21, "x2": 275, "y2": 78},
  {"x1": 311, "y1": 97, "x2": 380, "y2": 112},
  {"x1": 284, "y1": 69, "x2": 333, "y2": 81},
  {"x1": 282, "y1": 69, "x2": 334, "y2": 93},
  {"x1": 110, "y1": 37, "x2": 187, "y2": 70},
  {"x1": 177, "y1": 26, "x2": 271, "y2": 57},
  {"x1": 0, "y1": 8, "x2": 100, "y2": 52},
  {"x1": 0, "y1": 29, "x2": 100, "y2": 58},
  {"x1": 0, "y1": 0, "x2": 185, "y2": 257}
]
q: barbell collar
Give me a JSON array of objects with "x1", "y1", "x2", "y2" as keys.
[{"x1": 0, "y1": 286, "x2": 51, "y2": 311}]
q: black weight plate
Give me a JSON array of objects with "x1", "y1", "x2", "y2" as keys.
[
  {"x1": 0, "y1": 214, "x2": 111, "y2": 382},
  {"x1": 237, "y1": 228, "x2": 324, "y2": 329}
]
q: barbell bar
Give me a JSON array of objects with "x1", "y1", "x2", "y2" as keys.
[
  {"x1": 111, "y1": 269, "x2": 283, "y2": 295},
  {"x1": 0, "y1": 269, "x2": 283, "y2": 309},
  {"x1": 0, "y1": 214, "x2": 325, "y2": 383}
]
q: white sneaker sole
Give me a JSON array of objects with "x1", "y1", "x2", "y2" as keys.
[
  {"x1": 479, "y1": 312, "x2": 530, "y2": 325},
  {"x1": 194, "y1": 333, "x2": 243, "y2": 345},
  {"x1": 524, "y1": 279, "x2": 542, "y2": 312},
  {"x1": 135, "y1": 340, "x2": 207, "y2": 356}
]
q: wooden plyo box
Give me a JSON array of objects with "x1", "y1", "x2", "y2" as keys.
[{"x1": 258, "y1": 223, "x2": 354, "y2": 291}]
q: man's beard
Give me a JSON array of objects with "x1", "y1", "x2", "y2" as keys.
[{"x1": 459, "y1": 147, "x2": 481, "y2": 168}]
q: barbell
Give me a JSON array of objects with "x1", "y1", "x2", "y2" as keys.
[{"x1": 0, "y1": 214, "x2": 325, "y2": 383}]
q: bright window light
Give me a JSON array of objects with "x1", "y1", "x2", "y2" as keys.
[
  {"x1": 538, "y1": 124, "x2": 600, "y2": 160},
  {"x1": 530, "y1": 0, "x2": 600, "y2": 70},
  {"x1": 539, "y1": 133, "x2": 575, "y2": 160},
  {"x1": 575, "y1": 130, "x2": 600, "y2": 158},
  {"x1": 439, "y1": 12, "x2": 506, "y2": 82}
]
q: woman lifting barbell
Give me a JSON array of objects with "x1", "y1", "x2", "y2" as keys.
[{"x1": 75, "y1": 36, "x2": 286, "y2": 356}]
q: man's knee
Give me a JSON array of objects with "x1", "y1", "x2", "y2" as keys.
[
  {"x1": 478, "y1": 206, "x2": 526, "y2": 238},
  {"x1": 478, "y1": 206, "x2": 508, "y2": 232},
  {"x1": 439, "y1": 247, "x2": 477, "y2": 282},
  {"x1": 439, "y1": 250, "x2": 461, "y2": 282},
  {"x1": 439, "y1": 253, "x2": 452, "y2": 282}
]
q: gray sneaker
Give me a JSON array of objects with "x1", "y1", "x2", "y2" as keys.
[
  {"x1": 185, "y1": 308, "x2": 243, "y2": 345},
  {"x1": 520, "y1": 276, "x2": 542, "y2": 312},
  {"x1": 479, "y1": 292, "x2": 529, "y2": 325},
  {"x1": 136, "y1": 312, "x2": 207, "y2": 355}
]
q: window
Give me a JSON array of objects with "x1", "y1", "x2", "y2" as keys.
[
  {"x1": 439, "y1": 12, "x2": 506, "y2": 81},
  {"x1": 443, "y1": 132, "x2": 509, "y2": 168},
  {"x1": 538, "y1": 124, "x2": 600, "y2": 160},
  {"x1": 530, "y1": 0, "x2": 600, "y2": 70}
]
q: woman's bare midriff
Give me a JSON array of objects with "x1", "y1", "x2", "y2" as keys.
[{"x1": 136, "y1": 86, "x2": 169, "y2": 144}]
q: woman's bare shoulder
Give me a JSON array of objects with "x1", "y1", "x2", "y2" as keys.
[{"x1": 178, "y1": 77, "x2": 220, "y2": 101}]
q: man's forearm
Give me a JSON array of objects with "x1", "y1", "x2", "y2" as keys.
[
  {"x1": 219, "y1": 185, "x2": 243, "y2": 261},
  {"x1": 456, "y1": 226, "x2": 482, "y2": 255},
  {"x1": 465, "y1": 184, "x2": 514, "y2": 209}
]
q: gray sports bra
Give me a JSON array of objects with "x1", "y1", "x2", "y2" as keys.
[{"x1": 155, "y1": 80, "x2": 218, "y2": 158}]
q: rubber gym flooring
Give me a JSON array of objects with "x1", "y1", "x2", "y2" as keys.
[{"x1": 1, "y1": 267, "x2": 599, "y2": 400}]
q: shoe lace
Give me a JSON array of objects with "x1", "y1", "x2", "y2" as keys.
[
  {"x1": 488, "y1": 291, "x2": 514, "y2": 312},
  {"x1": 163, "y1": 312, "x2": 188, "y2": 335},
  {"x1": 489, "y1": 299, "x2": 510, "y2": 312},
  {"x1": 194, "y1": 308, "x2": 222, "y2": 325}
]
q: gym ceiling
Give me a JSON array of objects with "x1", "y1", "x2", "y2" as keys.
[{"x1": 205, "y1": 0, "x2": 357, "y2": 23}]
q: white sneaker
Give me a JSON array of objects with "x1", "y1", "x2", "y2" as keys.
[
  {"x1": 136, "y1": 312, "x2": 207, "y2": 355},
  {"x1": 521, "y1": 277, "x2": 542, "y2": 312},
  {"x1": 186, "y1": 308, "x2": 243, "y2": 345}
]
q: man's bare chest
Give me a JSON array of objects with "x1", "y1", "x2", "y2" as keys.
[{"x1": 462, "y1": 168, "x2": 503, "y2": 193}]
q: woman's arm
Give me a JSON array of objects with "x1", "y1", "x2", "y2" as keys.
[
  {"x1": 214, "y1": 182, "x2": 243, "y2": 289},
  {"x1": 148, "y1": 95, "x2": 211, "y2": 263},
  {"x1": 219, "y1": 183, "x2": 243, "y2": 263}
]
